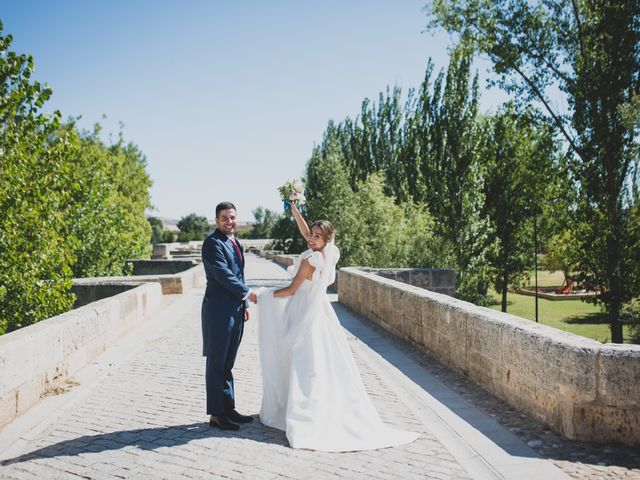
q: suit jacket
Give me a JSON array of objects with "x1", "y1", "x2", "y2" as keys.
[{"x1": 201, "y1": 228, "x2": 250, "y2": 356}]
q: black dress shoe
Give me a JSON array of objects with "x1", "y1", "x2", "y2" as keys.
[
  {"x1": 225, "y1": 409, "x2": 254, "y2": 424},
  {"x1": 209, "y1": 415, "x2": 240, "y2": 430}
]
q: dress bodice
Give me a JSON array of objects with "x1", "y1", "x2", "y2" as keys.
[{"x1": 286, "y1": 249, "x2": 325, "y2": 283}]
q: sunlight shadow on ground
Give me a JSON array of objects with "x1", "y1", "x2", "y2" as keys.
[{"x1": 1, "y1": 422, "x2": 288, "y2": 466}]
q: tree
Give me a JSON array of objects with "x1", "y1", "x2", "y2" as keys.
[
  {"x1": 428, "y1": 0, "x2": 640, "y2": 342},
  {"x1": 64, "y1": 125, "x2": 153, "y2": 277},
  {"x1": 269, "y1": 216, "x2": 306, "y2": 254},
  {"x1": 301, "y1": 47, "x2": 498, "y2": 303},
  {"x1": 148, "y1": 217, "x2": 165, "y2": 244},
  {"x1": 418, "y1": 45, "x2": 494, "y2": 304},
  {"x1": 482, "y1": 106, "x2": 566, "y2": 311},
  {"x1": 545, "y1": 230, "x2": 580, "y2": 286},
  {"x1": 0, "y1": 23, "x2": 155, "y2": 334},
  {"x1": 0, "y1": 22, "x2": 77, "y2": 333},
  {"x1": 347, "y1": 173, "x2": 439, "y2": 269},
  {"x1": 299, "y1": 134, "x2": 440, "y2": 268},
  {"x1": 246, "y1": 207, "x2": 279, "y2": 239},
  {"x1": 304, "y1": 142, "x2": 359, "y2": 263},
  {"x1": 177, "y1": 213, "x2": 213, "y2": 242}
]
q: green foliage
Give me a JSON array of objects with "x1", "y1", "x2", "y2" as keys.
[
  {"x1": 177, "y1": 213, "x2": 212, "y2": 242},
  {"x1": 64, "y1": 125, "x2": 152, "y2": 277},
  {"x1": 420, "y1": 46, "x2": 494, "y2": 304},
  {"x1": 481, "y1": 106, "x2": 568, "y2": 311},
  {"x1": 162, "y1": 230, "x2": 175, "y2": 242},
  {"x1": 245, "y1": 207, "x2": 279, "y2": 239},
  {"x1": 304, "y1": 144, "x2": 359, "y2": 261},
  {"x1": 623, "y1": 300, "x2": 640, "y2": 344},
  {"x1": 270, "y1": 144, "x2": 353, "y2": 255},
  {"x1": 544, "y1": 230, "x2": 580, "y2": 283},
  {"x1": 343, "y1": 173, "x2": 439, "y2": 269},
  {"x1": 625, "y1": 200, "x2": 640, "y2": 339},
  {"x1": 0, "y1": 23, "x2": 153, "y2": 334},
  {"x1": 299, "y1": 139, "x2": 440, "y2": 268},
  {"x1": 148, "y1": 217, "x2": 165, "y2": 244},
  {"x1": 450, "y1": 159, "x2": 494, "y2": 306},
  {"x1": 300, "y1": 46, "x2": 496, "y2": 303},
  {"x1": 269, "y1": 216, "x2": 308, "y2": 254},
  {"x1": 428, "y1": 0, "x2": 640, "y2": 342},
  {"x1": 0, "y1": 23, "x2": 77, "y2": 333}
]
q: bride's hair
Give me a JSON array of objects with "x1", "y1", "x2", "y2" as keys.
[{"x1": 311, "y1": 220, "x2": 335, "y2": 243}]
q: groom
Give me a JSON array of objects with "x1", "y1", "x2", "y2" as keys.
[{"x1": 201, "y1": 201, "x2": 257, "y2": 430}]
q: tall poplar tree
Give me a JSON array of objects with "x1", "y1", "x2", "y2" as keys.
[{"x1": 419, "y1": 45, "x2": 493, "y2": 303}]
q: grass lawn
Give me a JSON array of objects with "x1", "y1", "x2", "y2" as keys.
[
  {"x1": 488, "y1": 272, "x2": 635, "y2": 343},
  {"x1": 525, "y1": 270, "x2": 566, "y2": 287}
]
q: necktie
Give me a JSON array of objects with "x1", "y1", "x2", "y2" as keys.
[{"x1": 230, "y1": 237, "x2": 243, "y2": 264}]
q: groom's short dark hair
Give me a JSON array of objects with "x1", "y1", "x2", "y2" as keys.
[{"x1": 216, "y1": 202, "x2": 237, "y2": 218}]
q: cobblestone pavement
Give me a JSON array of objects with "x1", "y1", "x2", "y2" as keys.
[{"x1": 0, "y1": 254, "x2": 634, "y2": 479}]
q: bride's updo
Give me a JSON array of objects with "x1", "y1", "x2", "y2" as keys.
[{"x1": 311, "y1": 220, "x2": 335, "y2": 243}]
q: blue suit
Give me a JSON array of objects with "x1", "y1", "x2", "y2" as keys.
[{"x1": 201, "y1": 228, "x2": 250, "y2": 416}]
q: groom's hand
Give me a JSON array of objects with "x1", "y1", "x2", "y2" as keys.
[
  {"x1": 244, "y1": 309, "x2": 250, "y2": 322},
  {"x1": 248, "y1": 291, "x2": 258, "y2": 304}
]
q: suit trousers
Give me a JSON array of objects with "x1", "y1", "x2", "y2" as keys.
[{"x1": 205, "y1": 313, "x2": 244, "y2": 415}]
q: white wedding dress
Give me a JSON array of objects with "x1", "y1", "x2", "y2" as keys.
[{"x1": 256, "y1": 243, "x2": 419, "y2": 452}]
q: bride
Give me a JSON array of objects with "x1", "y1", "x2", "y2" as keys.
[{"x1": 255, "y1": 203, "x2": 419, "y2": 452}]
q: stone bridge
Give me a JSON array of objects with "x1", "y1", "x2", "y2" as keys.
[{"x1": 0, "y1": 252, "x2": 638, "y2": 479}]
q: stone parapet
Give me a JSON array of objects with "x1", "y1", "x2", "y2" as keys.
[
  {"x1": 0, "y1": 283, "x2": 164, "y2": 429},
  {"x1": 240, "y1": 239, "x2": 272, "y2": 250},
  {"x1": 72, "y1": 282, "x2": 141, "y2": 308},
  {"x1": 73, "y1": 264, "x2": 205, "y2": 297},
  {"x1": 338, "y1": 267, "x2": 640, "y2": 445},
  {"x1": 272, "y1": 254, "x2": 295, "y2": 267},
  {"x1": 260, "y1": 250, "x2": 283, "y2": 261},
  {"x1": 152, "y1": 240, "x2": 271, "y2": 259},
  {"x1": 125, "y1": 259, "x2": 199, "y2": 276},
  {"x1": 362, "y1": 267, "x2": 456, "y2": 296},
  {"x1": 152, "y1": 241, "x2": 202, "y2": 259}
]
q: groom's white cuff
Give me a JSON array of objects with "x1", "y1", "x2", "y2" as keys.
[{"x1": 242, "y1": 289, "x2": 253, "y2": 301}]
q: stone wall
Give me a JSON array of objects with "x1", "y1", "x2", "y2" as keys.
[
  {"x1": 272, "y1": 254, "x2": 295, "y2": 267},
  {"x1": 126, "y1": 259, "x2": 198, "y2": 276},
  {"x1": 152, "y1": 239, "x2": 272, "y2": 259},
  {"x1": 73, "y1": 264, "x2": 205, "y2": 296},
  {"x1": 0, "y1": 283, "x2": 164, "y2": 428},
  {"x1": 361, "y1": 267, "x2": 456, "y2": 296},
  {"x1": 72, "y1": 282, "x2": 141, "y2": 308},
  {"x1": 241, "y1": 239, "x2": 272, "y2": 251},
  {"x1": 338, "y1": 267, "x2": 640, "y2": 445},
  {"x1": 152, "y1": 242, "x2": 201, "y2": 260}
]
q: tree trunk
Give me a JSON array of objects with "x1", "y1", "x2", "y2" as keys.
[
  {"x1": 606, "y1": 211, "x2": 625, "y2": 343},
  {"x1": 610, "y1": 306, "x2": 624, "y2": 344},
  {"x1": 501, "y1": 270, "x2": 508, "y2": 312}
]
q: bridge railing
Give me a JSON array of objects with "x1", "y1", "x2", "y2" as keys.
[
  {"x1": 0, "y1": 283, "x2": 163, "y2": 429},
  {"x1": 338, "y1": 266, "x2": 640, "y2": 445},
  {"x1": 0, "y1": 263, "x2": 206, "y2": 429}
]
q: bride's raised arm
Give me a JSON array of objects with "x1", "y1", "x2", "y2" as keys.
[{"x1": 289, "y1": 202, "x2": 310, "y2": 240}]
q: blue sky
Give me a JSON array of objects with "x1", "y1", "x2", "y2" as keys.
[{"x1": 3, "y1": 0, "x2": 510, "y2": 222}]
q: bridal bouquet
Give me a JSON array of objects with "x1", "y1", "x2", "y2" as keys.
[{"x1": 278, "y1": 179, "x2": 306, "y2": 216}]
